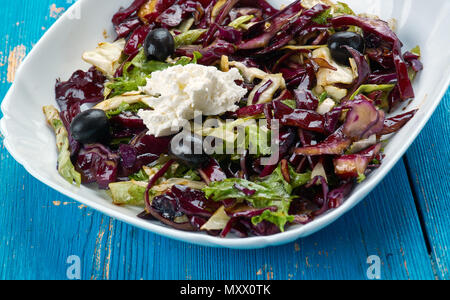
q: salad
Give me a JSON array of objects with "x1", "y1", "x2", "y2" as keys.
[{"x1": 43, "y1": 0, "x2": 422, "y2": 238}]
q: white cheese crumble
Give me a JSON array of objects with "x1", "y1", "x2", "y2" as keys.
[{"x1": 137, "y1": 64, "x2": 247, "y2": 137}]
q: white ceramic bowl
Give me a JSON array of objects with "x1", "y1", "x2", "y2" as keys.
[{"x1": 1, "y1": 0, "x2": 449, "y2": 249}]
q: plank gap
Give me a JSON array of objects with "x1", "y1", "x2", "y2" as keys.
[{"x1": 403, "y1": 156, "x2": 433, "y2": 255}]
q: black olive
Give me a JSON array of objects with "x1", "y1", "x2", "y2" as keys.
[
  {"x1": 169, "y1": 133, "x2": 210, "y2": 169},
  {"x1": 328, "y1": 31, "x2": 365, "y2": 65},
  {"x1": 151, "y1": 193, "x2": 183, "y2": 221},
  {"x1": 70, "y1": 109, "x2": 110, "y2": 144},
  {"x1": 144, "y1": 28, "x2": 175, "y2": 61}
]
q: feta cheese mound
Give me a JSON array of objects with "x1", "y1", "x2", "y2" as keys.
[{"x1": 138, "y1": 64, "x2": 247, "y2": 137}]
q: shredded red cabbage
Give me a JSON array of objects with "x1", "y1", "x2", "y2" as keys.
[
  {"x1": 50, "y1": 0, "x2": 422, "y2": 238},
  {"x1": 330, "y1": 15, "x2": 414, "y2": 100}
]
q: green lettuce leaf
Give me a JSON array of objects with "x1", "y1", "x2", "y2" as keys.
[
  {"x1": 128, "y1": 168, "x2": 150, "y2": 181},
  {"x1": 251, "y1": 210, "x2": 295, "y2": 232},
  {"x1": 229, "y1": 15, "x2": 255, "y2": 29},
  {"x1": 107, "y1": 49, "x2": 200, "y2": 97},
  {"x1": 43, "y1": 106, "x2": 81, "y2": 187},
  {"x1": 105, "y1": 101, "x2": 149, "y2": 118},
  {"x1": 107, "y1": 50, "x2": 169, "y2": 97},
  {"x1": 334, "y1": 2, "x2": 355, "y2": 15},
  {"x1": 203, "y1": 178, "x2": 286, "y2": 204},
  {"x1": 176, "y1": 17, "x2": 195, "y2": 33},
  {"x1": 110, "y1": 137, "x2": 133, "y2": 146},
  {"x1": 349, "y1": 84, "x2": 395, "y2": 110},
  {"x1": 312, "y1": 8, "x2": 332, "y2": 25},
  {"x1": 318, "y1": 91, "x2": 328, "y2": 104},
  {"x1": 408, "y1": 46, "x2": 421, "y2": 81},
  {"x1": 109, "y1": 181, "x2": 147, "y2": 206},
  {"x1": 128, "y1": 162, "x2": 201, "y2": 184},
  {"x1": 182, "y1": 169, "x2": 202, "y2": 181},
  {"x1": 203, "y1": 164, "x2": 311, "y2": 231},
  {"x1": 174, "y1": 29, "x2": 207, "y2": 48},
  {"x1": 191, "y1": 51, "x2": 203, "y2": 64},
  {"x1": 281, "y1": 99, "x2": 296, "y2": 109},
  {"x1": 110, "y1": 177, "x2": 206, "y2": 206},
  {"x1": 239, "y1": 122, "x2": 272, "y2": 156},
  {"x1": 312, "y1": 2, "x2": 355, "y2": 26},
  {"x1": 263, "y1": 164, "x2": 312, "y2": 196},
  {"x1": 410, "y1": 45, "x2": 421, "y2": 56},
  {"x1": 200, "y1": 116, "x2": 272, "y2": 156},
  {"x1": 357, "y1": 173, "x2": 367, "y2": 183},
  {"x1": 254, "y1": 165, "x2": 310, "y2": 231},
  {"x1": 165, "y1": 162, "x2": 202, "y2": 181}
]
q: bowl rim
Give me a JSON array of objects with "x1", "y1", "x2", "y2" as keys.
[{"x1": 1, "y1": 0, "x2": 449, "y2": 249}]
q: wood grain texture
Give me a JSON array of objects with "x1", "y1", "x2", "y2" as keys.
[
  {"x1": 0, "y1": 150, "x2": 437, "y2": 279},
  {"x1": 0, "y1": 0, "x2": 446, "y2": 280},
  {"x1": 405, "y1": 92, "x2": 450, "y2": 280}
]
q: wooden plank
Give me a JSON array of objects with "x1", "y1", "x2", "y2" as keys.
[
  {"x1": 0, "y1": 0, "x2": 103, "y2": 280},
  {"x1": 111, "y1": 162, "x2": 436, "y2": 280},
  {"x1": 0, "y1": 0, "x2": 438, "y2": 280},
  {"x1": 0, "y1": 143, "x2": 435, "y2": 279},
  {"x1": 405, "y1": 89, "x2": 450, "y2": 280}
]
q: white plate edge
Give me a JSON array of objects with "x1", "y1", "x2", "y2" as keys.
[{"x1": 0, "y1": 0, "x2": 449, "y2": 249}]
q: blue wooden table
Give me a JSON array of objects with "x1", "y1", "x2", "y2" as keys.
[{"x1": 0, "y1": 0, "x2": 448, "y2": 280}]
